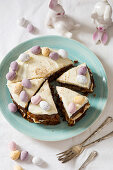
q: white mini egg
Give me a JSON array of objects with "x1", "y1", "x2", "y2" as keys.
[
  {"x1": 39, "y1": 101, "x2": 50, "y2": 111},
  {"x1": 17, "y1": 17, "x2": 27, "y2": 27},
  {"x1": 76, "y1": 75, "x2": 87, "y2": 84},
  {"x1": 18, "y1": 53, "x2": 30, "y2": 62},
  {"x1": 32, "y1": 156, "x2": 43, "y2": 166},
  {"x1": 58, "y1": 49, "x2": 68, "y2": 58}
]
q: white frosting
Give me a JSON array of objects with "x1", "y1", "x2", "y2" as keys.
[
  {"x1": 57, "y1": 63, "x2": 91, "y2": 89},
  {"x1": 9, "y1": 49, "x2": 73, "y2": 83},
  {"x1": 56, "y1": 86, "x2": 89, "y2": 118},
  {"x1": 7, "y1": 78, "x2": 44, "y2": 108},
  {"x1": 28, "y1": 80, "x2": 58, "y2": 115}
]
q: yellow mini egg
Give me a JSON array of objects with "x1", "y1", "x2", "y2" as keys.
[
  {"x1": 10, "y1": 150, "x2": 20, "y2": 160},
  {"x1": 74, "y1": 96, "x2": 85, "y2": 105},
  {"x1": 14, "y1": 83, "x2": 23, "y2": 95},
  {"x1": 14, "y1": 165, "x2": 23, "y2": 170},
  {"x1": 41, "y1": 47, "x2": 50, "y2": 56}
]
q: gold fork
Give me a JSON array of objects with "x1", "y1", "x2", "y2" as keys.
[{"x1": 57, "y1": 117, "x2": 113, "y2": 163}]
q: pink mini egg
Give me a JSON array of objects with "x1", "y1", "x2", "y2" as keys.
[
  {"x1": 10, "y1": 61, "x2": 18, "y2": 71},
  {"x1": 8, "y1": 103, "x2": 17, "y2": 112},
  {"x1": 27, "y1": 23, "x2": 35, "y2": 33},
  {"x1": 67, "y1": 102, "x2": 76, "y2": 114},
  {"x1": 22, "y1": 79, "x2": 32, "y2": 88},
  {"x1": 49, "y1": 52, "x2": 59, "y2": 60},
  {"x1": 20, "y1": 91, "x2": 29, "y2": 102},
  {"x1": 6, "y1": 71, "x2": 16, "y2": 81},
  {"x1": 31, "y1": 46, "x2": 41, "y2": 55},
  {"x1": 9, "y1": 141, "x2": 17, "y2": 151},
  {"x1": 20, "y1": 151, "x2": 28, "y2": 161},
  {"x1": 31, "y1": 95, "x2": 42, "y2": 105}
]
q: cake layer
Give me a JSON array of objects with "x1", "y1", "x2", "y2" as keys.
[
  {"x1": 56, "y1": 86, "x2": 90, "y2": 126},
  {"x1": 9, "y1": 48, "x2": 73, "y2": 83},
  {"x1": 57, "y1": 63, "x2": 94, "y2": 93},
  {"x1": 7, "y1": 78, "x2": 44, "y2": 108}
]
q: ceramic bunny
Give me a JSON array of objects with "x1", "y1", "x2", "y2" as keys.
[
  {"x1": 46, "y1": 0, "x2": 79, "y2": 38},
  {"x1": 91, "y1": 0, "x2": 112, "y2": 45}
]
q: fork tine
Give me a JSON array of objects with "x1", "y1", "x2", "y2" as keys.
[
  {"x1": 56, "y1": 148, "x2": 72, "y2": 155},
  {"x1": 62, "y1": 152, "x2": 76, "y2": 163},
  {"x1": 57, "y1": 150, "x2": 72, "y2": 159},
  {"x1": 58, "y1": 150, "x2": 75, "y2": 161}
]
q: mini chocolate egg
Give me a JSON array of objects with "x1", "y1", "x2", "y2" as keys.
[
  {"x1": 20, "y1": 90, "x2": 29, "y2": 102},
  {"x1": 10, "y1": 150, "x2": 20, "y2": 160},
  {"x1": 74, "y1": 96, "x2": 85, "y2": 105},
  {"x1": 32, "y1": 156, "x2": 43, "y2": 166},
  {"x1": 6, "y1": 71, "x2": 16, "y2": 81},
  {"x1": 8, "y1": 103, "x2": 17, "y2": 112},
  {"x1": 67, "y1": 102, "x2": 76, "y2": 114},
  {"x1": 14, "y1": 164, "x2": 23, "y2": 170},
  {"x1": 42, "y1": 47, "x2": 50, "y2": 56},
  {"x1": 58, "y1": 49, "x2": 68, "y2": 58},
  {"x1": 31, "y1": 95, "x2": 42, "y2": 105},
  {"x1": 20, "y1": 151, "x2": 28, "y2": 161},
  {"x1": 9, "y1": 141, "x2": 17, "y2": 151},
  {"x1": 49, "y1": 52, "x2": 59, "y2": 60},
  {"x1": 76, "y1": 75, "x2": 87, "y2": 84},
  {"x1": 27, "y1": 23, "x2": 35, "y2": 33},
  {"x1": 10, "y1": 61, "x2": 18, "y2": 71},
  {"x1": 17, "y1": 17, "x2": 27, "y2": 27},
  {"x1": 14, "y1": 83, "x2": 23, "y2": 95},
  {"x1": 22, "y1": 79, "x2": 32, "y2": 88},
  {"x1": 31, "y1": 46, "x2": 41, "y2": 55},
  {"x1": 18, "y1": 53, "x2": 30, "y2": 62},
  {"x1": 77, "y1": 66, "x2": 87, "y2": 75},
  {"x1": 39, "y1": 101, "x2": 50, "y2": 111}
]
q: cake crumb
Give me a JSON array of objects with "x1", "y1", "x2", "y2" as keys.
[
  {"x1": 74, "y1": 60, "x2": 78, "y2": 64},
  {"x1": 93, "y1": 94, "x2": 96, "y2": 97}
]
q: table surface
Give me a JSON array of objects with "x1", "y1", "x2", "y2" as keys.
[{"x1": 0, "y1": 0, "x2": 113, "y2": 170}]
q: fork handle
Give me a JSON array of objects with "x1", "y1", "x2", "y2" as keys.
[
  {"x1": 81, "y1": 117, "x2": 113, "y2": 145},
  {"x1": 84, "y1": 131, "x2": 113, "y2": 147}
]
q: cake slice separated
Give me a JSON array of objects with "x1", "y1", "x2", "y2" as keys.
[
  {"x1": 56, "y1": 86, "x2": 90, "y2": 126},
  {"x1": 57, "y1": 63, "x2": 94, "y2": 93},
  {"x1": 7, "y1": 78, "x2": 45, "y2": 117},
  {"x1": 27, "y1": 80, "x2": 60, "y2": 125}
]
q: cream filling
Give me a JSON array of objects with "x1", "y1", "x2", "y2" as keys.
[
  {"x1": 57, "y1": 63, "x2": 91, "y2": 89},
  {"x1": 7, "y1": 78, "x2": 44, "y2": 108},
  {"x1": 28, "y1": 80, "x2": 58, "y2": 115},
  {"x1": 56, "y1": 86, "x2": 89, "y2": 118},
  {"x1": 9, "y1": 49, "x2": 73, "y2": 83}
]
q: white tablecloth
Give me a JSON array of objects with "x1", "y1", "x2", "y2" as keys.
[{"x1": 0, "y1": 0, "x2": 113, "y2": 170}]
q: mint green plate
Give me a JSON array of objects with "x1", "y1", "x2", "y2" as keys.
[{"x1": 0, "y1": 36, "x2": 108, "y2": 141}]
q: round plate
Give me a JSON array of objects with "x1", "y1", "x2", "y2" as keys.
[{"x1": 0, "y1": 36, "x2": 108, "y2": 141}]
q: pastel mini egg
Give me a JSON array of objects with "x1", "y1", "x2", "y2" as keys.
[
  {"x1": 42, "y1": 47, "x2": 50, "y2": 56},
  {"x1": 31, "y1": 95, "x2": 42, "y2": 105},
  {"x1": 22, "y1": 79, "x2": 32, "y2": 88},
  {"x1": 6, "y1": 71, "x2": 16, "y2": 81},
  {"x1": 18, "y1": 53, "x2": 30, "y2": 62},
  {"x1": 20, "y1": 151, "x2": 28, "y2": 161},
  {"x1": 10, "y1": 61, "x2": 18, "y2": 71},
  {"x1": 20, "y1": 90, "x2": 29, "y2": 102},
  {"x1": 10, "y1": 150, "x2": 20, "y2": 160},
  {"x1": 9, "y1": 141, "x2": 17, "y2": 151},
  {"x1": 67, "y1": 102, "x2": 76, "y2": 114},
  {"x1": 49, "y1": 52, "x2": 59, "y2": 60},
  {"x1": 39, "y1": 101, "x2": 50, "y2": 111},
  {"x1": 74, "y1": 96, "x2": 85, "y2": 105},
  {"x1": 58, "y1": 49, "x2": 68, "y2": 58},
  {"x1": 8, "y1": 103, "x2": 17, "y2": 112},
  {"x1": 32, "y1": 156, "x2": 43, "y2": 166},
  {"x1": 14, "y1": 83, "x2": 23, "y2": 95},
  {"x1": 14, "y1": 164, "x2": 23, "y2": 170},
  {"x1": 76, "y1": 75, "x2": 87, "y2": 84},
  {"x1": 17, "y1": 17, "x2": 27, "y2": 27},
  {"x1": 77, "y1": 66, "x2": 87, "y2": 75},
  {"x1": 31, "y1": 46, "x2": 41, "y2": 55},
  {"x1": 27, "y1": 23, "x2": 35, "y2": 33}
]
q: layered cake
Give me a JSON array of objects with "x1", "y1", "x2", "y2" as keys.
[
  {"x1": 57, "y1": 63, "x2": 94, "y2": 93},
  {"x1": 27, "y1": 80, "x2": 60, "y2": 125},
  {"x1": 6, "y1": 46, "x2": 94, "y2": 126},
  {"x1": 56, "y1": 86, "x2": 90, "y2": 126}
]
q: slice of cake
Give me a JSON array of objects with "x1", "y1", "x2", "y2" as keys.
[
  {"x1": 8, "y1": 47, "x2": 73, "y2": 83},
  {"x1": 7, "y1": 78, "x2": 44, "y2": 117},
  {"x1": 57, "y1": 63, "x2": 94, "y2": 93},
  {"x1": 27, "y1": 80, "x2": 60, "y2": 125},
  {"x1": 56, "y1": 86, "x2": 90, "y2": 126}
]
